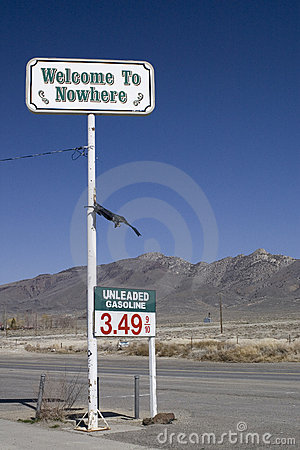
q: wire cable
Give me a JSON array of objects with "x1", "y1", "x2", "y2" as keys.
[{"x1": 0, "y1": 146, "x2": 88, "y2": 163}]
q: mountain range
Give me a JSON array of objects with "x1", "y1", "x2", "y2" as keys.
[{"x1": 0, "y1": 249, "x2": 299, "y2": 321}]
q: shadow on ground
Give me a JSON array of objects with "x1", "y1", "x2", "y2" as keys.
[{"x1": 0, "y1": 398, "x2": 37, "y2": 411}]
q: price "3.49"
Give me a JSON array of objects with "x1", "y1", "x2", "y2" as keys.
[{"x1": 99, "y1": 312, "x2": 152, "y2": 336}]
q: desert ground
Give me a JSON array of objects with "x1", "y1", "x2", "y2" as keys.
[{"x1": 1, "y1": 316, "x2": 299, "y2": 362}]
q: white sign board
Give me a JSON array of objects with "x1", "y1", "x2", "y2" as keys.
[
  {"x1": 94, "y1": 287, "x2": 156, "y2": 337},
  {"x1": 26, "y1": 58, "x2": 155, "y2": 115}
]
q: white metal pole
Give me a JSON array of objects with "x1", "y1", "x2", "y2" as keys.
[
  {"x1": 87, "y1": 113, "x2": 98, "y2": 430},
  {"x1": 149, "y1": 336, "x2": 157, "y2": 417}
]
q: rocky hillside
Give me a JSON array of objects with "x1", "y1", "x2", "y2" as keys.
[{"x1": 0, "y1": 249, "x2": 299, "y2": 321}]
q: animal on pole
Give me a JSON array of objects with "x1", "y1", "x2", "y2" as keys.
[{"x1": 94, "y1": 203, "x2": 141, "y2": 236}]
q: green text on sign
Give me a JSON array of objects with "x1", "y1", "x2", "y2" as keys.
[{"x1": 95, "y1": 287, "x2": 156, "y2": 313}]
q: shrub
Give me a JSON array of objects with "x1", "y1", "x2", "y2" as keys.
[{"x1": 39, "y1": 371, "x2": 83, "y2": 421}]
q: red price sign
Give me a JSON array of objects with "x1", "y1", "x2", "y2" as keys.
[{"x1": 95, "y1": 311, "x2": 155, "y2": 337}]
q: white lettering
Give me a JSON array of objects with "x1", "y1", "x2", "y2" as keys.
[{"x1": 157, "y1": 429, "x2": 168, "y2": 445}]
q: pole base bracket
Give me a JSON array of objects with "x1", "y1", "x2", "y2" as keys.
[{"x1": 74, "y1": 409, "x2": 110, "y2": 432}]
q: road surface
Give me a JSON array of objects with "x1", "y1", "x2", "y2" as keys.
[{"x1": 0, "y1": 354, "x2": 299, "y2": 449}]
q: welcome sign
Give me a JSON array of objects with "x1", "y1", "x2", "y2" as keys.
[{"x1": 26, "y1": 58, "x2": 155, "y2": 115}]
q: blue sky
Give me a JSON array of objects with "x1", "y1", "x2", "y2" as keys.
[{"x1": 1, "y1": 0, "x2": 299, "y2": 284}]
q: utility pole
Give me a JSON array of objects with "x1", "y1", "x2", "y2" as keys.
[
  {"x1": 219, "y1": 294, "x2": 223, "y2": 334},
  {"x1": 3, "y1": 306, "x2": 7, "y2": 337},
  {"x1": 86, "y1": 113, "x2": 98, "y2": 430}
]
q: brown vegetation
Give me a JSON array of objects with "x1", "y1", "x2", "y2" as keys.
[
  {"x1": 199, "y1": 340, "x2": 300, "y2": 363},
  {"x1": 39, "y1": 371, "x2": 83, "y2": 421},
  {"x1": 124, "y1": 339, "x2": 300, "y2": 363},
  {"x1": 25, "y1": 343, "x2": 84, "y2": 354}
]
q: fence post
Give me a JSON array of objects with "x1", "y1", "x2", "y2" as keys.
[
  {"x1": 134, "y1": 375, "x2": 140, "y2": 419},
  {"x1": 36, "y1": 374, "x2": 46, "y2": 420}
]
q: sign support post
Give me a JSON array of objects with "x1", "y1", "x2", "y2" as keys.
[
  {"x1": 25, "y1": 57, "x2": 155, "y2": 428},
  {"x1": 149, "y1": 336, "x2": 157, "y2": 417},
  {"x1": 87, "y1": 113, "x2": 98, "y2": 430}
]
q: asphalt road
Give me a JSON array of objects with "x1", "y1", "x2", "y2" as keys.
[{"x1": 0, "y1": 354, "x2": 299, "y2": 449}]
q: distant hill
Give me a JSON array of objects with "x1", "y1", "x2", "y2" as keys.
[{"x1": 0, "y1": 249, "x2": 299, "y2": 321}]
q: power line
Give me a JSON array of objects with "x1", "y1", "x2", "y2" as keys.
[{"x1": 0, "y1": 146, "x2": 88, "y2": 163}]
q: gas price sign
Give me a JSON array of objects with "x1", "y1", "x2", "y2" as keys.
[{"x1": 94, "y1": 287, "x2": 156, "y2": 337}]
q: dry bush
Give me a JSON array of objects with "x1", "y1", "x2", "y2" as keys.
[
  {"x1": 98, "y1": 342, "x2": 116, "y2": 353},
  {"x1": 25, "y1": 344, "x2": 37, "y2": 352},
  {"x1": 156, "y1": 342, "x2": 178, "y2": 357},
  {"x1": 156, "y1": 342, "x2": 190, "y2": 357},
  {"x1": 193, "y1": 339, "x2": 224, "y2": 350},
  {"x1": 125, "y1": 342, "x2": 149, "y2": 356},
  {"x1": 39, "y1": 371, "x2": 84, "y2": 420}
]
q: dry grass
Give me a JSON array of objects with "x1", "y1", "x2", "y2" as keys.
[
  {"x1": 201, "y1": 340, "x2": 300, "y2": 362},
  {"x1": 7, "y1": 321, "x2": 299, "y2": 363},
  {"x1": 24, "y1": 338, "x2": 300, "y2": 362},
  {"x1": 25, "y1": 343, "x2": 84, "y2": 354},
  {"x1": 124, "y1": 339, "x2": 300, "y2": 362},
  {"x1": 24, "y1": 341, "x2": 118, "y2": 354}
]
